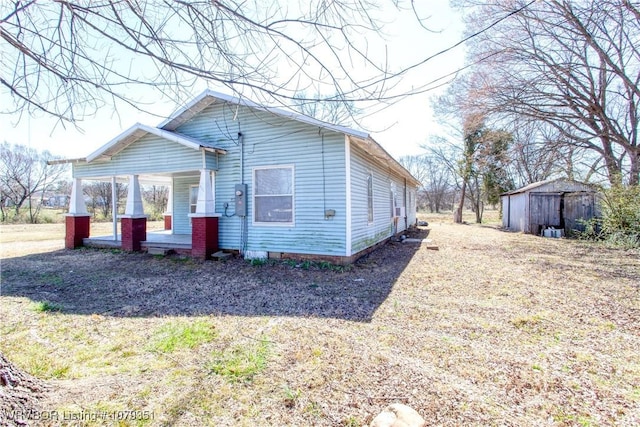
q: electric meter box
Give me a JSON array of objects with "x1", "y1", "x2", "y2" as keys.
[{"x1": 235, "y1": 184, "x2": 247, "y2": 217}]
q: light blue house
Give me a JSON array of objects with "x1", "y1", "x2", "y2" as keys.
[{"x1": 63, "y1": 91, "x2": 420, "y2": 263}]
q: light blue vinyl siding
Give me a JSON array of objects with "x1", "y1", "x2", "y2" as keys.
[
  {"x1": 350, "y1": 144, "x2": 413, "y2": 254},
  {"x1": 73, "y1": 133, "x2": 208, "y2": 178},
  {"x1": 175, "y1": 103, "x2": 347, "y2": 255},
  {"x1": 204, "y1": 151, "x2": 218, "y2": 170},
  {"x1": 173, "y1": 175, "x2": 200, "y2": 234}
]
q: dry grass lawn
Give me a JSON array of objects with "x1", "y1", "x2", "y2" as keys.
[
  {"x1": 1, "y1": 212, "x2": 639, "y2": 426},
  {"x1": 0, "y1": 221, "x2": 165, "y2": 258}
]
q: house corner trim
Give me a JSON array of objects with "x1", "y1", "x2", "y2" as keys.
[{"x1": 345, "y1": 135, "x2": 352, "y2": 257}]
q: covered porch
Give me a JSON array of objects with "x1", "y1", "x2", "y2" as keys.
[{"x1": 59, "y1": 123, "x2": 226, "y2": 259}]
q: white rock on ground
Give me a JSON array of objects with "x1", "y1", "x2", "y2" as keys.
[{"x1": 370, "y1": 403, "x2": 426, "y2": 427}]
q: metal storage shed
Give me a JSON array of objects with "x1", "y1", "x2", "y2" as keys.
[{"x1": 501, "y1": 179, "x2": 598, "y2": 235}]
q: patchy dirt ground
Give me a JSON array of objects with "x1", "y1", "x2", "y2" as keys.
[{"x1": 1, "y1": 218, "x2": 639, "y2": 426}]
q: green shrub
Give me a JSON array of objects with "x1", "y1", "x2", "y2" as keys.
[
  {"x1": 600, "y1": 184, "x2": 640, "y2": 248},
  {"x1": 32, "y1": 300, "x2": 63, "y2": 313},
  {"x1": 249, "y1": 257, "x2": 268, "y2": 266},
  {"x1": 580, "y1": 184, "x2": 640, "y2": 248}
]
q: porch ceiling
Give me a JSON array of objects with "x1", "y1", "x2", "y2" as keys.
[{"x1": 79, "y1": 172, "x2": 198, "y2": 185}]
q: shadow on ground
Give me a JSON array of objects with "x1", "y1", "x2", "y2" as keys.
[{"x1": 1, "y1": 228, "x2": 430, "y2": 322}]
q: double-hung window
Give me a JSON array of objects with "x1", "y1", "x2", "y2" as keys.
[{"x1": 253, "y1": 166, "x2": 294, "y2": 225}]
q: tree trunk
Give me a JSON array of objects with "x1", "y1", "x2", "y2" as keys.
[
  {"x1": 602, "y1": 137, "x2": 622, "y2": 186},
  {"x1": 629, "y1": 149, "x2": 639, "y2": 186},
  {"x1": 454, "y1": 181, "x2": 466, "y2": 223}
]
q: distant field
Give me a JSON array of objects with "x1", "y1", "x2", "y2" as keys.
[
  {"x1": 1, "y1": 214, "x2": 638, "y2": 426},
  {"x1": 420, "y1": 208, "x2": 501, "y2": 225},
  {"x1": 0, "y1": 221, "x2": 164, "y2": 258}
]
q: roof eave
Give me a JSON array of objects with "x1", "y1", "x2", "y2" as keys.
[
  {"x1": 47, "y1": 157, "x2": 87, "y2": 166},
  {"x1": 349, "y1": 135, "x2": 421, "y2": 187}
]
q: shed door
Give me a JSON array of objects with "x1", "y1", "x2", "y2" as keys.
[
  {"x1": 563, "y1": 193, "x2": 595, "y2": 234},
  {"x1": 529, "y1": 193, "x2": 561, "y2": 235}
]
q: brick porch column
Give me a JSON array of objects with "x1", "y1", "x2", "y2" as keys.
[
  {"x1": 191, "y1": 215, "x2": 220, "y2": 259},
  {"x1": 65, "y1": 178, "x2": 91, "y2": 249},
  {"x1": 189, "y1": 169, "x2": 219, "y2": 259},
  {"x1": 163, "y1": 214, "x2": 172, "y2": 230},
  {"x1": 121, "y1": 175, "x2": 147, "y2": 252},
  {"x1": 121, "y1": 216, "x2": 147, "y2": 251},
  {"x1": 163, "y1": 183, "x2": 173, "y2": 230}
]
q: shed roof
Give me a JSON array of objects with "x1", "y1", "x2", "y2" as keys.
[{"x1": 501, "y1": 178, "x2": 596, "y2": 196}]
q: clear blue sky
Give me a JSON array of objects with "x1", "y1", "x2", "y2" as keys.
[{"x1": 0, "y1": 1, "x2": 465, "y2": 161}]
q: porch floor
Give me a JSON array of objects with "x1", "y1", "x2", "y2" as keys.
[{"x1": 83, "y1": 231, "x2": 192, "y2": 251}]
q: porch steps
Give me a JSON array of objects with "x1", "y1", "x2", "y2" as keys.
[
  {"x1": 140, "y1": 241, "x2": 191, "y2": 251},
  {"x1": 147, "y1": 247, "x2": 172, "y2": 256},
  {"x1": 212, "y1": 251, "x2": 232, "y2": 261},
  {"x1": 83, "y1": 238, "x2": 121, "y2": 249}
]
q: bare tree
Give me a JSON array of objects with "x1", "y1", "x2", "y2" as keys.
[
  {"x1": 507, "y1": 119, "x2": 567, "y2": 186},
  {"x1": 454, "y1": 0, "x2": 640, "y2": 186},
  {"x1": 0, "y1": 142, "x2": 67, "y2": 222},
  {"x1": 142, "y1": 184, "x2": 168, "y2": 216},
  {"x1": 83, "y1": 181, "x2": 127, "y2": 219},
  {"x1": 399, "y1": 154, "x2": 453, "y2": 213},
  {"x1": 0, "y1": 1, "x2": 447, "y2": 125},
  {"x1": 292, "y1": 92, "x2": 361, "y2": 126}
]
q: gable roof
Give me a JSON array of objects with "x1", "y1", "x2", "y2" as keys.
[
  {"x1": 56, "y1": 90, "x2": 419, "y2": 186},
  {"x1": 86, "y1": 123, "x2": 226, "y2": 163},
  {"x1": 158, "y1": 89, "x2": 370, "y2": 139},
  {"x1": 159, "y1": 89, "x2": 420, "y2": 187}
]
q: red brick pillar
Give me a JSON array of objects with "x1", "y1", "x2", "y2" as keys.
[
  {"x1": 121, "y1": 216, "x2": 147, "y2": 252},
  {"x1": 65, "y1": 215, "x2": 91, "y2": 249},
  {"x1": 163, "y1": 214, "x2": 172, "y2": 230},
  {"x1": 191, "y1": 216, "x2": 219, "y2": 260}
]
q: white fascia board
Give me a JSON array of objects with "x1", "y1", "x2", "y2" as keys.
[
  {"x1": 157, "y1": 90, "x2": 216, "y2": 130},
  {"x1": 86, "y1": 122, "x2": 146, "y2": 162}
]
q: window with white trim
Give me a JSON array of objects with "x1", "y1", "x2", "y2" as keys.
[
  {"x1": 367, "y1": 173, "x2": 374, "y2": 223},
  {"x1": 189, "y1": 185, "x2": 198, "y2": 214},
  {"x1": 253, "y1": 166, "x2": 294, "y2": 224}
]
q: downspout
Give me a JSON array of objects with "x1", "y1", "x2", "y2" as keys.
[
  {"x1": 239, "y1": 132, "x2": 244, "y2": 185},
  {"x1": 403, "y1": 178, "x2": 407, "y2": 230},
  {"x1": 238, "y1": 132, "x2": 247, "y2": 255}
]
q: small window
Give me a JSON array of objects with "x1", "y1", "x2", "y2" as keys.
[
  {"x1": 189, "y1": 185, "x2": 198, "y2": 214},
  {"x1": 390, "y1": 182, "x2": 397, "y2": 217},
  {"x1": 367, "y1": 173, "x2": 374, "y2": 223},
  {"x1": 253, "y1": 166, "x2": 294, "y2": 224}
]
